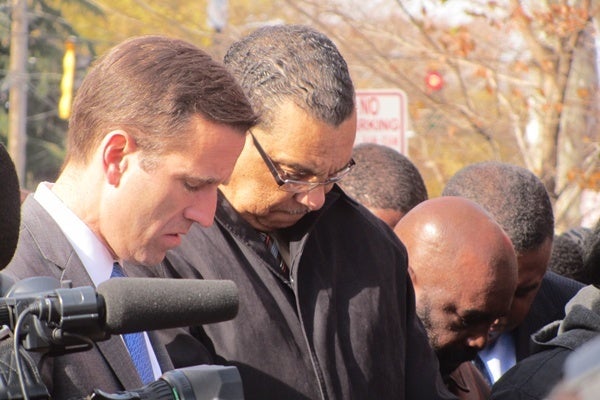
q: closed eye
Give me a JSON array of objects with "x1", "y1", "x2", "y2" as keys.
[
  {"x1": 184, "y1": 181, "x2": 203, "y2": 192},
  {"x1": 276, "y1": 163, "x2": 315, "y2": 181},
  {"x1": 182, "y1": 177, "x2": 217, "y2": 192}
]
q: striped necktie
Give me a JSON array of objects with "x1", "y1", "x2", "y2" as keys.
[
  {"x1": 110, "y1": 262, "x2": 154, "y2": 384},
  {"x1": 261, "y1": 233, "x2": 289, "y2": 278}
]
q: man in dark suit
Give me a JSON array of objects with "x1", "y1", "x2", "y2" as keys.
[
  {"x1": 442, "y1": 161, "x2": 584, "y2": 384},
  {"x1": 3, "y1": 35, "x2": 256, "y2": 399}
]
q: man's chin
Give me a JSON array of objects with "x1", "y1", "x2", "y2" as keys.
[{"x1": 255, "y1": 213, "x2": 307, "y2": 230}]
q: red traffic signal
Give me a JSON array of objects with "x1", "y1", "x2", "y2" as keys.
[{"x1": 425, "y1": 70, "x2": 444, "y2": 92}]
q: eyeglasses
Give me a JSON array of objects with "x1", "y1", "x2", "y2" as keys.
[{"x1": 250, "y1": 131, "x2": 355, "y2": 193}]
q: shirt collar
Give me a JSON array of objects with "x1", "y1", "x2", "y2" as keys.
[{"x1": 34, "y1": 182, "x2": 114, "y2": 286}]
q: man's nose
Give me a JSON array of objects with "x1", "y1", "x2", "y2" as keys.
[
  {"x1": 466, "y1": 332, "x2": 488, "y2": 351},
  {"x1": 184, "y1": 190, "x2": 218, "y2": 227},
  {"x1": 293, "y1": 185, "x2": 327, "y2": 211}
]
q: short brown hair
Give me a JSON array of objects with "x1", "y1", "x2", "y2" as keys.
[{"x1": 66, "y1": 35, "x2": 256, "y2": 165}]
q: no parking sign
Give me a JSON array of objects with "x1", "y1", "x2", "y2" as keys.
[{"x1": 355, "y1": 89, "x2": 408, "y2": 154}]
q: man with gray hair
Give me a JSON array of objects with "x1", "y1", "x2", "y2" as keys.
[{"x1": 163, "y1": 24, "x2": 454, "y2": 399}]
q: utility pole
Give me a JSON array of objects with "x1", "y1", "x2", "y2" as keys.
[{"x1": 8, "y1": 0, "x2": 28, "y2": 186}]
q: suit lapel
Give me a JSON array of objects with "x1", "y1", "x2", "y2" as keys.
[
  {"x1": 20, "y1": 197, "x2": 77, "y2": 279},
  {"x1": 61, "y1": 260, "x2": 145, "y2": 389},
  {"x1": 149, "y1": 331, "x2": 174, "y2": 372},
  {"x1": 21, "y1": 197, "x2": 146, "y2": 389},
  {"x1": 97, "y1": 337, "x2": 144, "y2": 388}
]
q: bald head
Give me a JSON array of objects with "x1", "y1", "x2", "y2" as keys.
[{"x1": 394, "y1": 196, "x2": 518, "y2": 375}]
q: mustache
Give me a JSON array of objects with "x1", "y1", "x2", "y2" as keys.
[{"x1": 280, "y1": 207, "x2": 310, "y2": 215}]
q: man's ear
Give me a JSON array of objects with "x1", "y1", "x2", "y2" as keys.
[{"x1": 102, "y1": 130, "x2": 136, "y2": 186}]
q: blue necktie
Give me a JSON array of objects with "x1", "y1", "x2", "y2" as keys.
[{"x1": 110, "y1": 262, "x2": 154, "y2": 384}]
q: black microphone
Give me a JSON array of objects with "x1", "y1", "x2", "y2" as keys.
[
  {"x1": 0, "y1": 144, "x2": 21, "y2": 270},
  {"x1": 0, "y1": 277, "x2": 239, "y2": 353},
  {"x1": 98, "y1": 277, "x2": 239, "y2": 334}
]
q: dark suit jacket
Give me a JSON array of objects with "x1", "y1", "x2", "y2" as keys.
[
  {"x1": 4, "y1": 196, "x2": 175, "y2": 399},
  {"x1": 513, "y1": 270, "x2": 584, "y2": 361}
]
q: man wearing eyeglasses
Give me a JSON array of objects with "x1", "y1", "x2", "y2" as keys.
[{"x1": 161, "y1": 24, "x2": 455, "y2": 400}]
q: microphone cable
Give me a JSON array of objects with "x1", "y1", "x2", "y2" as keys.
[{"x1": 14, "y1": 304, "x2": 36, "y2": 400}]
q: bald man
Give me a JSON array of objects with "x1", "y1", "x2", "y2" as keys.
[{"x1": 394, "y1": 196, "x2": 518, "y2": 400}]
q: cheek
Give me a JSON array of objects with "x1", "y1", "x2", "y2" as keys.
[
  {"x1": 248, "y1": 188, "x2": 291, "y2": 214},
  {"x1": 431, "y1": 325, "x2": 466, "y2": 350},
  {"x1": 119, "y1": 182, "x2": 178, "y2": 234},
  {"x1": 509, "y1": 296, "x2": 535, "y2": 327},
  {"x1": 418, "y1": 305, "x2": 452, "y2": 345}
]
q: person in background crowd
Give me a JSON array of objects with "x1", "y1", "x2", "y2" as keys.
[
  {"x1": 491, "y1": 283, "x2": 600, "y2": 399},
  {"x1": 442, "y1": 161, "x2": 584, "y2": 385},
  {"x1": 580, "y1": 218, "x2": 600, "y2": 285},
  {"x1": 545, "y1": 334, "x2": 600, "y2": 400},
  {"x1": 549, "y1": 227, "x2": 591, "y2": 284},
  {"x1": 3, "y1": 35, "x2": 256, "y2": 399},
  {"x1": 524, "y1": 222, "x2": 600, "y2": 399},
  {"x1": 394, "y1": 196, "x2": 518, "y2": 400},
  {"x1": 161, "y1": 24, "x2": 455, "y2": 400},
  {"x1": 338, "y1": 142, "x2": 428, "y2": 228}
]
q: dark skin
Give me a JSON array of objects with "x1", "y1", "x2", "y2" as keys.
[{"x1": 394, "y1": 196, "x2": 518, "y2": 376}]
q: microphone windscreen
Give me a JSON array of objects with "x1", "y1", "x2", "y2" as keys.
[
  {"x1": 0, "y1": 144, "x2": 21, "y2": 270},
  {"x1": 97, "y1": 278, "x2": 239, "y2": 334}
]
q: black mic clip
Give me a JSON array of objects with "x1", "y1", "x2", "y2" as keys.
[
  {"x1": 1, "y1": 277, "x2": 109, "y2": 356},
  {"x1": 0, "y1": 326, "x2": 50, "y2": 400}
]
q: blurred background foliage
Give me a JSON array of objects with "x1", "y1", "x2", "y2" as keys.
[{"x1": 2, "y1": 0, "x2": 600, "y2": 232}]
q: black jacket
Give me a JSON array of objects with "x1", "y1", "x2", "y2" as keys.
[
  {"x1": 162, "y1": 187, "x2": 454, "y2": 400},
  {"x1": 491, "y1": 285, "x2": 600, "y2": 400},
  {"x1": 475, "y1": 270, "x2": 584, "y2": 385},
  {"x1": 513, "y1": 271, "x2": 584, "y2": 361}
]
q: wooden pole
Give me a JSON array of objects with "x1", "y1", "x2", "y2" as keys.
[{"x1": 7, "y1": 0, "x2": 29, "y2": 186}]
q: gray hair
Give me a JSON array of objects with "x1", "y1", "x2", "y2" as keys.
[{"x1": 224, "y1": 24, "x2": 355, "y2": 129}]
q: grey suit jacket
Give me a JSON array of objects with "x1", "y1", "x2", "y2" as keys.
[{"x1": 4, "y1": 196, "x2": 174, "y2": 399}]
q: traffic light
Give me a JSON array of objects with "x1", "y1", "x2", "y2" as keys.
[
  {"x1": 425, "y1": 70, "x2": 444, "y2": 92},
  {"x1": 58, "y1": 39, "x2": 76, "y2": 120}
]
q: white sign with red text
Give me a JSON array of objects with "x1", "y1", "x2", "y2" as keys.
[{"x1": 354, "y1": 89, "x2": 408, "y2": 154}]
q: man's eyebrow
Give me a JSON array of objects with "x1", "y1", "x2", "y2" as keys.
[
  {"x1": 180, "y1": 174, "x2": 220, "y2": 185},
  {"x1": 273, "y1": 158, "x2": 319, "y2": 176},
  {"x1": 276, "y1": 159, "x2": 351, "y2": 178}
]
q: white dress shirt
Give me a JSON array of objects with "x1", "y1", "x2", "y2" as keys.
[
  {"x1": 34, "y1": 182, "x2": 161, "y2": 380},
  {"x1": 477, "y1": 331, "x2": 516, "y2": 384}
]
